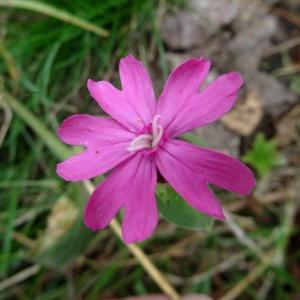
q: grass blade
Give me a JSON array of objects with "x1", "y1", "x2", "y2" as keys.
[
  {"x1": 3, "y1": 91, "x2": 70, "y2": 160},
  {"x1": 0, "y1": 0, "x2": 109, "y2": 37}
]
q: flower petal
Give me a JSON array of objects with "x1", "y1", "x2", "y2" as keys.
[
  {"x1": 84, "y1": 153, "x2": 158, "y2": 245},
  {"x1": 156, "y1": 140, "x2": 255, "y2": 219},
  {"x1": 84, "y1": 156, "x2": 140, "y2": 231},
  {"x1": 121, "y1": 154, "x2": 158, "y2": 244},
  {"x1": 87, "y1": 55, "x2": 156, "y2": 131},
  {"x1": 57, "y1": 143, "x2": 132, "y2": 181},
  {"x1": 87, "y1": 80, "x2": 139, "y2": 131},
  {"x1": 57, "y1": 115, "x2": 135, "y2": 181},
  {"x1": 119, "y1": 55, "x2": 156, "y2": 125},
  {"x1": 161, "y1": 140, "x2": 256, "y2": 195},
  {"x1": 157, "y1": 58, "x2": 211, "y2": 131},
  {"x1": 58, "y1": 114, "x2": 135, "y2": 147},
  {"x1": 156, "y1": 148, "x2": 224, "y2": 219},
  {"x1": 165, "y1": 72, "x2": 243, "y2": 138}
]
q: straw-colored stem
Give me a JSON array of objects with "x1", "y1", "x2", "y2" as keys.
[
  {"x1": 0, "y1": 265, "x2": 41, "y2": 292},
  {"x1": 83, "y1": 181, "x2": 180, "y2": 300}
]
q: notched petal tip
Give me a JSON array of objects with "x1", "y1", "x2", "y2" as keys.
[
  {"x1": 122, "y1": 229, "x2": 154, "y2": 245},
  {"x1": 227, "y1": 71, "x2": 244, "y2": 90},
  {"x1": 199, "y1": 195, "x2": 225, "y2": 221},
  {"x1": 57, "y1": 116, "x2": 74, "y2": 142},
  {"x1": 121, "y1": 54, "x2": 137, "y2": 62},
  {"x1": 214, "y1": 209, "x2": 225, "y2": 221},
  {"x1": 84, "y1": 222, "x2": 99, "y2": 232},
  {"x1": 230, "y1": 160, "x2": 256, "y2": 196},
  {"x1": 122, "y1": 219, "x2": 158, "y2": 244},
  {"x1": 87, "y1": 78, "x2": 97, "y2": 95},
  {"x1": 83, "y1": 213, "x2": 103, "y2": 232},
  {"x1": 87, "y1": 79, "x2": 101, "y2": 103},
  {"x1": 122, "y1": 214, "x2": 157, "y2": 244},
  {"x1": 179, "y1": 56, "x2": 212, "y2": 70},
  {"x1": 121, "y1": 204, "x2": 158, "y2": 244},
  {"x1": 56, "y1": 161, "x2": 90, "y2": 182},
  {"x1": 242, "y1": 168, "x2": 256, "y2": 196},
  {"x1": 87, "y1": 79, "x2": 110, "y2": 100},
  {"x1": 119, "y1": 55, "x2": 141, "y2": 72},
  {"x1": 57, "y1": 114, "x2": 81, "y2": 143},
  {"x1": 56, "y1": 162, "x2": 75, "y2": 182},
  {"x1": 87, "y1": 78, "x2": 96, "y2": 87},
  {"x1": 193, "y1": 56, "x2": 211, "y2": 64},
  {"x1": 56, "y1": 162, "x2": 68, "y2": 181}
]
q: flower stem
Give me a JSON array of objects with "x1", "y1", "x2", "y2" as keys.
[{"x1": 83, "y1": 181, "x2": 181, "y2": 300}]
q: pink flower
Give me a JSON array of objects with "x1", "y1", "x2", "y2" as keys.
[{"x1": 57, "y1": 55, "x2": 255, "y2": 244}]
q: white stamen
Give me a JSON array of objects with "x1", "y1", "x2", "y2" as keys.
[
  {"x1": 152, "y1": 125, "x2": 163, "y2": 147},
  {"x1": 127, "y1": 115, "x2": 164, "y2": 152},
  {"x1": 127, "y1": 134, "x2": 152, "y2": 152},
  {"x1": 152, "y1": 115, "x2": 161, "y2": 137}
]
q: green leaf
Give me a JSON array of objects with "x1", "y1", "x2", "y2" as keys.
[
  {"x1": 242, "y1": 133, "x2": 279, "y2": 177},
  {"x1": 156, "y1": 184, "x2": 214, "y2": 230}
]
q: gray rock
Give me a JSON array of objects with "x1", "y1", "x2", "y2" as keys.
[
  {"x1": 161, "y1": 11, "x2": 217, "y2": 50},
  {"x1": 232, "y1": 1, "x2": 271, "y2": 31},
  {"x1": 195, "y1": 122, "x2": 240, "y2": 156},
  {"x1": 249, "y1": 72, "x2": 299, "y2": 118},
  {"x1": 198, "y1": 33, "x2": 233, "y2": 70},
  {"x1": 189, "y1": 0, "x2": 239, "y2": 25},
  {"x1": 228, "y1": 15, "x2": 278, "y2": 78}
]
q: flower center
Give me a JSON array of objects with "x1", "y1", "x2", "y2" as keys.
[{"x1": 127, "y1": 115, "x2": 163, "y2": 152}]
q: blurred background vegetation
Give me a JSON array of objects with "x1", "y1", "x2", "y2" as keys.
[{"x1": 0, "y1": 0, "x2": 300, "y2": 299}]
